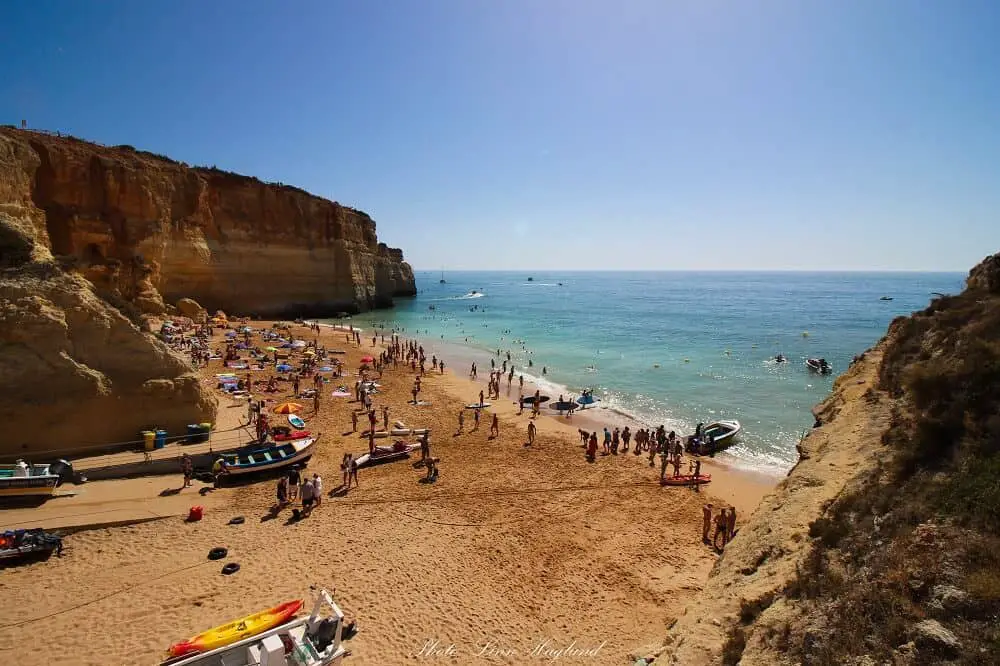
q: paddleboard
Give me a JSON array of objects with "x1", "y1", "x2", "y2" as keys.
[
  {"x1": 522, "y1": 395, "x2": 550, "y2": 405},
  {"x1": 465, "y1": 402, "x2": 491, "y2": 409},
  {"x1": 288, "y1": 414, "x2": 306, "y2": 429},
  {"x1": 549, "y1": 401, "x2": 578, "y2": 411}
]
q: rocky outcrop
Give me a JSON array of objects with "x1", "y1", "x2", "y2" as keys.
[
  {"x1": 652, "y1": 252, "x2": 1000, "y2": 665},
  {"x1": 0, "y1": 127, "x2": 416, "y2": 317}
]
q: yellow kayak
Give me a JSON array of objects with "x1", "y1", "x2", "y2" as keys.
[{"x1": 168, "y1": 599, "x2": 303, "y2": 656}]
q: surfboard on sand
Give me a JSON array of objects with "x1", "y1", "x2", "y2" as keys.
[
  {"x1": 288, "y1": 414, "x2": 306, "y2": 429},
  {"x1": 465, "y1": 402, "x2": 491, "y2": 409},
  {"x1": 522, "y1": 395, "x2": 550, "y2": 405}
]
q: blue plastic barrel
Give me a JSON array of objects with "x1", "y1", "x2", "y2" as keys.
[{"x1": 154, "y1": 429, "x2": 167, "y2": 449}]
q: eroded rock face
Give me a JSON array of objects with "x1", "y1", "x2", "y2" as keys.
[{"x1": 0, "y1": 128, "x2": 416, "y2": 317}]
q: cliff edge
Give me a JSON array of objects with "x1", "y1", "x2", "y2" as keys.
[
  {"x1": 652, "y1": 251, "x2": 1000, "y2": 665},
  {"x1": 1, "y1": 133, "x2": 216, "y2": 456},
  {"x1": 0, "y1": 127, "x2": 416, "y2": 318}
]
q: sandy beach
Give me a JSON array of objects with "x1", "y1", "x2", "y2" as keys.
[{"x1": 0, "y1": 320, "x2": 776, "y2": 665}]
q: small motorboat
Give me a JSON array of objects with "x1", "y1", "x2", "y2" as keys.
[
  {"x1": 354, "y1": 441, "x2": 420, "y2": 468},
  {"x1": 660, "y1": 474, "x2": 712, "y2": 487},
  {"x1": 806, "y1": 358, "x2": 832, "y2": 374},
  {"x1": 686, "y1": 420, "x2": 742, "y2": 455},
  {"x1": 0, "y1": 528, "x2": 63, "y2": 566},
  {"x1": 0, "y1": 459, "x2": 73, "y2": 499},
  {"x1": 879, "y1": 296, "x2": 893, "y2": 301},
  {"x1": 169, "y1": 600, "x2": 304, "y2": 657},
  {"x1": 163, "y1": 589, "x2": 349, "y2": 666},
  {"x1": 219, "y1": 438, "x2": 316, "y2": 478},
  {"x1": 773, "y1": 354, "x2": 786, "y2": 363}
]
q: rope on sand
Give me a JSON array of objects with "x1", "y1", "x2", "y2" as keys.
[{"x1": 0, "y1": 559, "x2": 217, "y2": 630}]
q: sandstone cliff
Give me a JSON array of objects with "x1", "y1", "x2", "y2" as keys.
[
  {"x1": 652, "y1": 252, "x2": 1000, "y2": 665},
  {"x1": 1, "y1": 135, "x2": 216, "y2": 457},
  {"x1": 0, "y1": 127, "x2": 416, "y2": 317}
]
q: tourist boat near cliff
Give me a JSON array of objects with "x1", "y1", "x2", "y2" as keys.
[
  {"x1": 686, "y1": 420, "x2": 742, "y2": 455},
  {"x1": 806, "y1": 358, "x2": 833, "y2": 374},
  {"x1": 0, "y1": 460, "x2": 72, "y2": 498},
  {"x1": 162, "y1": 589, "x2": 350, "y2": 666},
  {"x1": 219, "y1": 438, "x2": 317, "y2": 478}
]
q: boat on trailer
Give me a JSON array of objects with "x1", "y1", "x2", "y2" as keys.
[
  {"x1": 162, "y1": 588, "x2": 349, "y2": 666},
  {"x1": 0, "y1": 460, "x2": 72, "y2": 498},
  {"x1": 220, "y1": 438, "x2": 317, "y2": 477},
  {"x1": 353, "y1": 441, "x2": 420, "y2": 468}
]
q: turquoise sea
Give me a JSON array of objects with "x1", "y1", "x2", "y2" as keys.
[{"x1": 333, "y1": 271, "x2": 965, "y2": 474}]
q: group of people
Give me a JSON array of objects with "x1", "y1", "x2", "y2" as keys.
[
  {"x1": 703, "y1": 503, "x2": 737, "y2": 551},
  {"x1": 276, "y1": 466, "x2": 323, "y2": 516}
]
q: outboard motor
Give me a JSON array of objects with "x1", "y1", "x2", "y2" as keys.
[
  {"x1": 48, "y1": 459, "x2": 75, "y2": 486},
  {"x1": 309, "y1": 618, "x2": 338, "y2": 652}
]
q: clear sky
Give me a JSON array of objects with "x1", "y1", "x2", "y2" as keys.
[{"x1": 2, "y1": 1, "x2": 998, "y2": 271}]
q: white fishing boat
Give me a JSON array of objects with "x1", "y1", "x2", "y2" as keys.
[
  {"x1": 686, "y1": 420, "x2": 742, "y2": 455},
  {"x1": 163, "y1": 588, "x2": 349, "y2": 666},
  {"x1": 0, "y1": 459, "x2": 71, "y2": 498},
  {"x1": 219, "y1": 438, "x2": 316, "y2": 477}
]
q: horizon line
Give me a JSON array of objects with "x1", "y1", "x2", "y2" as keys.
[{"x1": 414, "y1": 268, "x2": 968, "y2": 274}]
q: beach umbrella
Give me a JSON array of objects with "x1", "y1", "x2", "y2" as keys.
[
  {"x1": 360, "y1": 355, "x2": 375, "y2": 363},
  {"x1": 276, "y1": 364, "x2": 293, "y2": 372},
  {"x1": 273, "y1": 402, "x2": 303, "y2": 414}
]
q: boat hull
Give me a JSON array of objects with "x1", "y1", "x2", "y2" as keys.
[
  {"x1": 221, "y1": 438, "x2": 316, "y2": 477},
  {"x1": 354, "y1": 443, "x2": 420, "y2": 468},
  {"x1": 686, "y1": 421, "x2": 742, "y2": 455}
]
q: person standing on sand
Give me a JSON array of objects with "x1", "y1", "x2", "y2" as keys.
[
  {"x1": 313, "y1": 392, "x2": 320, "y2": 414},
  {"x1": 479, "y1": 389, "x2": 485, "y2": 407},
  {"x1": 473, "y1": 407, "x2": 481, "y2": 431},
  {"x1": 519, "y1": 375, "x2": 524, "y2": 391},
  {"x1": 292, "y1": 374, "x2": 300, "y2": 397},
  {"x1": 527, "y1": 420, "x2": 536, "y2": 446},
  {"x1": 603, "y1": 428, "x2": 612, "y2": 455},
  {"x1": 288, "y1": 467, "x2": 301, "y2": 501},
  {"x1": 382, "y1": 406, "x2": 390, "y2": 431},
  {"x1": 518, "y1": 396, "x2": 525, "y2": 415},
  {"x1": 181, "y1": 454, "x2": 194, "y2": 488},
  {"x1": 341, "y1": 453, "x2": 351, "y2": 489},
  {"x1": 612, "y1": 428, "x2": 620, "y2": 454},
  {"x1": 368, "y1": 408, "x2": 377, "y2": 433},
  {"x1": 277, "y1": 475, "x2": 289, "y2": 507},
  {"x1": 368, "y1": 429, "x2": 376, "y2": 455},
  {"x1": 587, "y1": 432, "x2": 598, "y2": 461},
  {"x1": 351, "y1": 410, "x2": 358, "y2": 432},
  {"x1": 728, "y1": 506, "x2": 737, "y2": 541},
  {"x1": 312, "y1": 473, "x2": 323, "y2": 507},
  {"x1": 490, "y1": 413, "x2": 499, "y2": 438},
  {"x1": 457, "y1": 409, "x2": 465, "y2": 434},
  {"x1": 714, "y1": 508, "x2": 729, "y2": 551},
  {"x1": 439, "y1": 360, "x2": 445, "y2": 374},
  {"x1": 702, "y1": 503, "x2": 714, "y2": 543},
  {"x1": 660, "y1": 444, "x2": 670, "y2": 481}
]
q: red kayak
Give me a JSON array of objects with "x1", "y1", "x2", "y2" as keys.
[
  {"x1": 661, "y1": 474, "x2": 712, "y2": 486},
  {"x1": 274, "y1": 430, "x2": 310, "y2": 442}
]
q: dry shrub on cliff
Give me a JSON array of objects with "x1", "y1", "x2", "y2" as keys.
[{"x1": 734, "y1": 252, "x2": 1000, "y2": 665}]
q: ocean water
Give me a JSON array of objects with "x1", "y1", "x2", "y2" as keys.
[{"x1": 332, "y1": 271, "x2": 964, "y2": 474}]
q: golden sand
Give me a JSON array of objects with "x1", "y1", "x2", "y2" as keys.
[{"x1": 0, "y1": 321, "x2": 775, "y2": 665}]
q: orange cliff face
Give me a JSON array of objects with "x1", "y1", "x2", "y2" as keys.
[{"x1": 1, "y1": 127, "x2": 416, "y2": 317}]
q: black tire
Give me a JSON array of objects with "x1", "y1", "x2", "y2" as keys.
[
  {"x1": 221, "y1": 563, "x2": 240, "y2": 575},
  {"x1": 208, "y1": 547, "x2": 228, "y2": 560},
  {"x1": 228, "y1": 516, "x2": 245, "y2": 525}
]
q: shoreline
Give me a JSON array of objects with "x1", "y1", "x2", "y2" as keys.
[{"x1": 0, "y1": 317, "x2": 778, "y2": 665}]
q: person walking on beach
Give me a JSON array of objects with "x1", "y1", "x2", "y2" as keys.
[
  {"x1": 368, "y1": 408, "x2": 377, "y2": 433},
  {"x1": 587, "y1": 432, "x2": 598, "y2": 462},
  {"x1": 349, "y1": 456, "x2": 359, "y2": 488},
  {"x1": 479, "y1": 389, "x2": 485, "y2": 407},
  {"x1": 727, "y1": 506, "x2": 737, "y2": 541},
  {"x1": 622, "y1": 427, "x2": 631, "y2": 452},
  {"x1": 288, "y1": 467, "x2": 301, "y2": 501},
  {"x1": 490, "y1": 413, "x2": 499, "y2": 439},
  {"x1": 702, "y1": 503, "x2": 714, "y2": 544},
  {"x1": 292, "y1": 374, "x2": 300, "y2": 397},
  {"x1": 612, "y1": 428, "x2": 620, "y2": 455},
  {"x1": 692, "y1": 458, "x2": 702, "y2": 493},
  {"x1": 660, "y1": 444, "x2": 670, "y2": 481},
  {"x1": 527, "y1": 420, "x2": 537, "y2": 447},
  {"x1": 341, "y1": 453, "x2": 351, "y2": 490},
  {"x1": 457, "y1": 409, "x2": 465, "y2": 434},
  {"x1": 473, "y1": 407, "x2": 481, "y2": 431},
  {"x1": 313, "y1": 392, "x2": 320, "y2": 414},
  {"x1": 277, "y1": 475, "x2": 289, "y2": 507},
  {"x1": 181, "y1": 454, "x2": 193, "y2": 488},
  {"x1": 518, "y1": 395, "x2": 525, "y2": 415},
  {"x1": 382, "y1": 405, "x2": 390, "y2": 431},
  {"x1": 603, "y1": 428, "x2": 612, "y2": 455},
  {"x1": 351, "y1": 410, "x2": 358, "y2": 432}
]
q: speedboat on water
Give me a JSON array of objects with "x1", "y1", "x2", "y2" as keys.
[
  {"x1": 686, "y1": 420, "x2": 742, "y2": 455},
  {"x1": 806, "y1": 358, "x2": 832, "y2": 374}
]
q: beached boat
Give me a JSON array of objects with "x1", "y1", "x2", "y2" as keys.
[
  {"x1": 353, "y1": 441, "x2": 420, "y2": 468},
  {"x1": 0, "y1": 460, "x2": 71, "y2": 498},
  {"x1": 163, "y1": 589, "x2": 349, "y2": 666},
  {"x1": 806, "y1": 358, "x2": 832, "y2": 374},
  {"x1": 686, "y1": 420, "x2": 742, "y2": 455},
  {"x1": 169, "y1": 600, "x2": 303, "y2": 657},
  {"x1": 0, "y1": 528, "x2": 63, "y2": 565},
  {"x1": 660, "y1": 474, "x2": 712, "y2": 487},
  {"x1": 220, "y1": 438, "x2": 316, "y2": 477}
]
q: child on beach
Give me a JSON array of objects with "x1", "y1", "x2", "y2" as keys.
[
  {"x1": 490, "y1": 413, "x2": 499, "y2": 438},
  {"x1": 457, "y1": 409, "x2": 465, "y2": 434}
]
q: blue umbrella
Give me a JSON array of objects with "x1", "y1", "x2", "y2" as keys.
[{"x1": 276, "y1": 364, "x2": 293, "y2": 372}]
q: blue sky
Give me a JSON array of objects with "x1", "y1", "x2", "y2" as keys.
[{"x1": 2, "y1": 1, "x2": 998, "y2": 271}]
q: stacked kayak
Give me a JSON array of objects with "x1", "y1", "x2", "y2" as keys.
[{"x1": 168, "y1": 599, "x2": 303, "y2": 657}]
